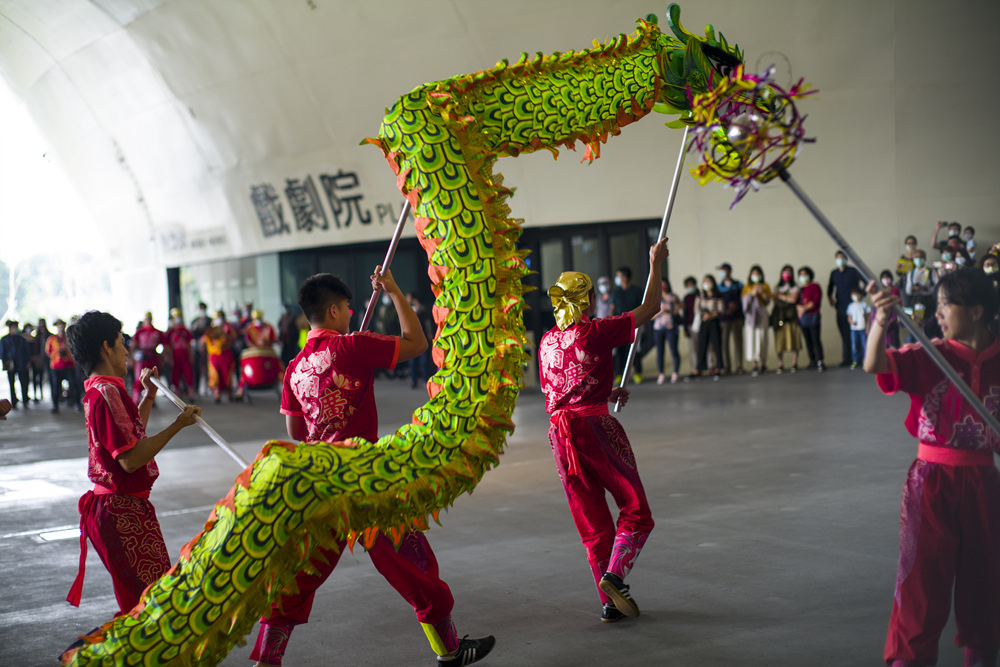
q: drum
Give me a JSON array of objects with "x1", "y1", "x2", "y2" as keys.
[{"x1": 239, "y1": 348, "x2": 280, "y2": 388}]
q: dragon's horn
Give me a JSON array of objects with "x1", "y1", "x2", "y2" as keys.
[{"x1": 667, "y1": 3, "x2": 719, "y2": 44}]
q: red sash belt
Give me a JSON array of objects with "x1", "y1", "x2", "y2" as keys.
[
  {"x1": 918, "y1": 443, "x2": 995, "y2": 467},
  {"x1": 66, "y1": 486, "x2": 151, "y2": 606},
  {"x1": 551, "y1": 403, "x2": 609, "y2": 476}
]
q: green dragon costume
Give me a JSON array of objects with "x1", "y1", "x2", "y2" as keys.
[{"x1": 63, "y1": 5, "x2": 742, "y2": 664}]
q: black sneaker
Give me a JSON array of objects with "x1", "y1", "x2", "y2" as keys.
[
  {"x1": 599, "y1": 573, "x2": 639, "y2": 618},
  {"x1": 601, "y1": 603, "x2": 626, "y2": 623},
  {"x1": 437, "y1": 635, "x2": 496, "y2": 666}
]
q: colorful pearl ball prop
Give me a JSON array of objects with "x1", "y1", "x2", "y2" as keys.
[
  {"x1": 687, "y1": 65, "x2": 815, "y2": 207},
  {"x1": 726, "y1": 112, "x2": 764, "y2": 151}
]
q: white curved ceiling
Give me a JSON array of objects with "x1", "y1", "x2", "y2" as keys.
[{"x1": 2, "y1": 0, "x2": 999, "y2": 282}]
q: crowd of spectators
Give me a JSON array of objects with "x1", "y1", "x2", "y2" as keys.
[
  {"x1": 593, "y1": 220, "x2": 996, "y2": 385},
  {"x1": 1, "y1": 220, "x2": 995, "y2": 415}
]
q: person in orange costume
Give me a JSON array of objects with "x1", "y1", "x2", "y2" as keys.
[{"x1": 202, "y1": 311, "x2": 236, "y2": 403}]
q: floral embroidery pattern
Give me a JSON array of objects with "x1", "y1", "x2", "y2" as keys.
[
  {"x1": 106, "y1": 494, "x2": 170, "y2": 585},
  {"x1": 539, "y1": 329, "x2": 599, "y2": 412},
  {"x1": 90, "y1": 382, "x2": 155, "y2": 482},
  {"x1": 291, "y1": 349, "x2": 361, "y2": 439},
  {"x1": 599, "y1": 415, "x2": 636, "y2": 470}
]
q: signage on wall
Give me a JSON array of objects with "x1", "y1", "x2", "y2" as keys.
[
  {"x1": 250, "y1": 169, "x2": 402, "y2": 242},
  {"x1": 158, "y1": 225, "x2": 230, "y2": 260}
]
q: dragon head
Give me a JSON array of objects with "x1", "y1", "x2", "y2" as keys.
[{"x1": 647, "y1": 3, "x2": 745, "y2": 121}]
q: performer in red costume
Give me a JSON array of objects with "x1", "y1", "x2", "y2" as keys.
[
  {"x1": 165, "y1": 308, "x2": 195, "y2": 400},
  {"x1": 249, "y1": 271, "x2": 494, "y2": 667},
  {"x1": 538, "y1": 239, "x2": 667, "y2": 623},
  {"x1": 131, "y1": 312, "x2": 163, "y2": 403},
  {"x1": 865, "y1": 270, "x2": 1000, "y2": 667},
  {"x1": 64, "y1": 311, "x2": 200, "y2": 614},
  {"x1": 245, "y1": 310, "x2": 277, "y2": 349},
  {"x1": 46, "y1": 318, "x2": 80, "y2": 413}
]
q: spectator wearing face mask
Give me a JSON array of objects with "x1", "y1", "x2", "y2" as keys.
[
  {"x1": 741, "y1": 265, "x2": 771, "y2": 377},
  {"x1": 797, "y1": 267, "x2": 824, "y2": 372},
  {"x1": 878, "y1": 270, "x2": 902, "y2": 349},
  {"x1": 652, "y1": 278, "x2": 682, "y2": 384},
  {"x1": 594, "y1": 276, "x2": 613, "y2": 319},
  {"x1": 772, "y1": 265, "x2": 802, "y2": 373},
  {"x1": 936, "y1": 245, "x2": 972, "y2": 279},
  {"x1": 905, "y1": 249, "x2": 939, "y2": 341},
  {"x1": 979, "y1": 253, "x2": 1000, "y2": 295},
  {"x1": 845, "y1": 288, "x2": 871, "y2": 368},
  {"x1": 897, "y1": 235, "x2": 919, "y2": 308},
  {"x1": 715, "y1": 262, "x2": 744, "y2": 375},
  {"x1": 964, "y1": 226, "x2": 977, "y2": 261},
  {"x1": 681, "y1": 276, "x2": 701, "y2": 377},
  {"x1": 930, "y1": 220, "x2": 966, "y2": 257},
  {"x1": 694, "y1": 275, "x2": 724, "y2": 380},
  {"x1": 609, "y1": 267, "x2": 644, "y2": 384},
  {"x1": 827, "y1": 251, "x2": 866, "y2": 367}
]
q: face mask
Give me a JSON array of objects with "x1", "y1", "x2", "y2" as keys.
[
  {"x1": 905, "y1": 244, "x2": 915, "y2": 252},
  {"x1": 956, "y1": 256, "x2": 967, "y2": 266},
  {"x1": 686, "y1": 286, "x2": 697, "y2": 295},
  {"x1": 941, "y1": 253, "x2": 953, "y2": 262},
  {"x1": 750, "y1": 274, "x2": 761, "y2": 284},
  {"x1": 212, "y1": 318, "x2": 223, "y2": 326},
  {"x1": 964, "y1": 233, "x2": 973, "y2": 241},
  {"x1": 172, "y1": 317, "x2": 181, "y2": 325},
  {"x1": 253, "y1": 319, "x2": 262, "y2": 326},
  {"x1": 914, "y1": 258, "x2": 926, "y2": 267},
  {"x1": 851, "y1": 295, "x2": 861, "y2": 302},
  {"x1": 715, "y1": 270, "x2": 727, "y2": 282},
  {"x1": 948, "y1": 229, "x2": 959, "y2": 237},
  {"x1": 835, "y1": 257, "x2": 847, "y2": 268},
  {"x1": 198, "y1": 308, "x2": 207, "y2": 316},
  {"x1": 781, "y1": 272, "x2": 792, "y2": 281},
  {"x1": 702, "y1": 282, "x2": 713, "y2": 292},
  {"x1": 614, "y1": 276, "x2": 623, "y2": 287},
  {"x1": 598, "y1": 284, "x2": 609, "y2": 294},
  {"x1": 985, "y1": 265, "x2": 999, "y2": 275},
  {"x1": 881, "y1": 277, "x2": 893, "y2": 287},
  {"x1": 797, "y1": 275, "x2": 808, "y2": 285}
]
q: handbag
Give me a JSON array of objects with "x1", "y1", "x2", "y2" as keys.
[{"x1": 770, "y1": 301, "x2": 796, "y2": 329}]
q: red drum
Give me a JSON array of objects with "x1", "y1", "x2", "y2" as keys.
[{"x1": 239, "y1": 348, "x2": 281, "y2": 389}]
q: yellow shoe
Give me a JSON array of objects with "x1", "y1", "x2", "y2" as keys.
[
  {"x1": 632, "y1": 373, "x2": 642, "y2": 385},
  {"x1": 614, "y1": 375, "x2": 622, "y2": 385}
]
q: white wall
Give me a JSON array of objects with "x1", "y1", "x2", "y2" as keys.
[{"x1": 2, "y1": 0, "x2": 999, "y2": 362}]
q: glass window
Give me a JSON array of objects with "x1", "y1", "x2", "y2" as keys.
[
  {"x1": 570, "y1": 234, "x2": 602, "y2": 281},
  {"x1": 610, "y1": 232, "x2": 642, "y2": 281},
  {"x1": 539, "y1": 239, "x2": 564, "y2": 296}
]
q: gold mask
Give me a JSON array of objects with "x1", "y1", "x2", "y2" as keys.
[{"x1": 548, "y1": 271, "x2": 593, "y2": 330}]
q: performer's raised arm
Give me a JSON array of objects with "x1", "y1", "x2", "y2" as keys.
[{"x1": 630, "y1": 239, "x2": 670, "y2": 327}]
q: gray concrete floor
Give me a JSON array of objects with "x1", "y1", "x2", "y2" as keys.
[{"x1": 0, "y1": 366, "x2": 973, "y2": 666}]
